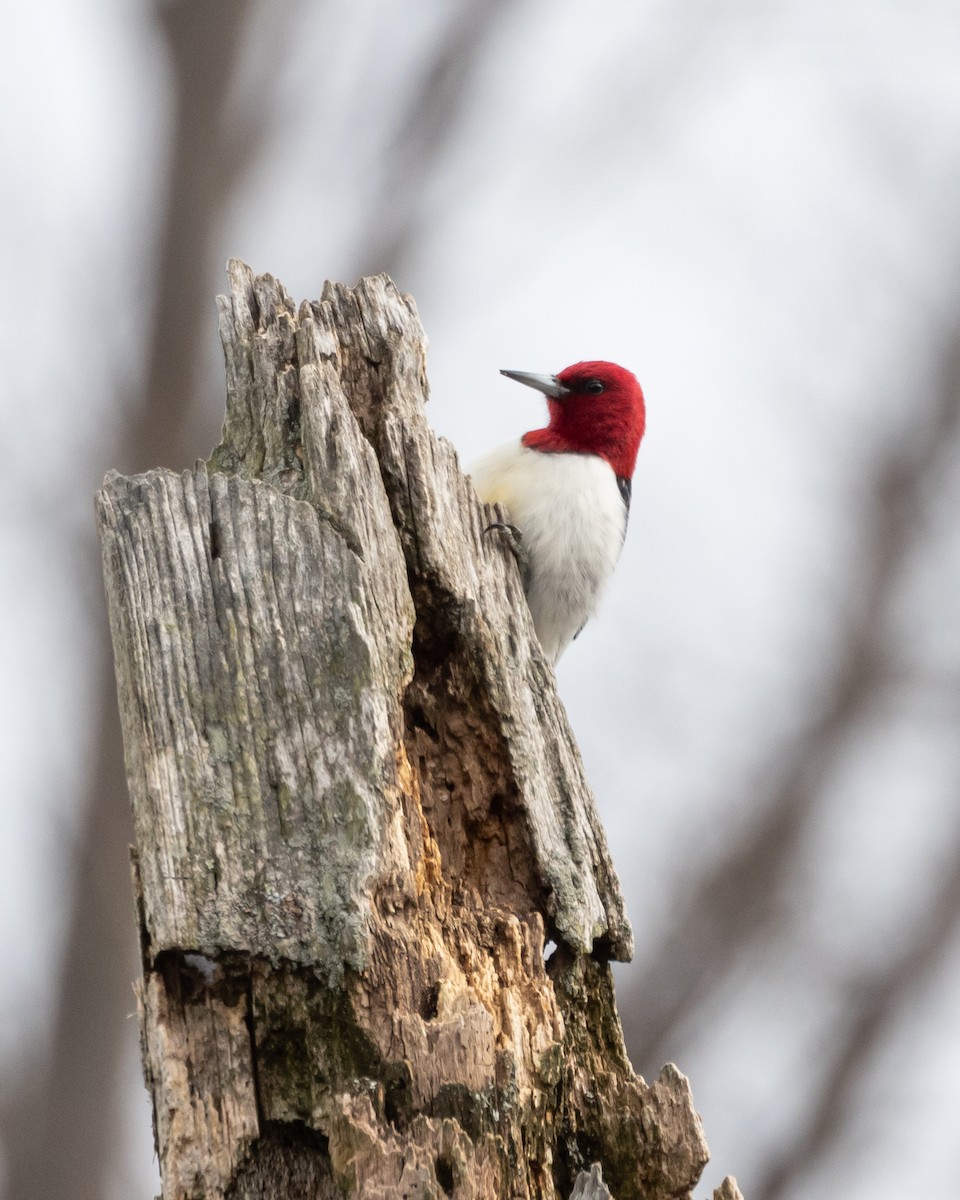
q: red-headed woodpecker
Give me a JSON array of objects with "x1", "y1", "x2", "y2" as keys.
[{"x1": 470, "y1": 361, "x2": 646, "y2": 664}]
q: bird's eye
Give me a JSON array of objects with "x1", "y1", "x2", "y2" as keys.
[{"x1": 584, "y1": 379, "x2": 605, "y2": 395}]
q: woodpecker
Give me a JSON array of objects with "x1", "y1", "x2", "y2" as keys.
[{"x1": 469, "y1": 361, "x2": 646, "y2": 664}]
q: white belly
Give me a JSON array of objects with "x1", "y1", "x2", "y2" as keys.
[{"x1": 469, "y1": 443, "x2": 628, "y2": 663}]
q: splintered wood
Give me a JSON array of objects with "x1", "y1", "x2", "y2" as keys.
[{"x1": 97, "y1": 262, "x2": 725, "y2": 1199}]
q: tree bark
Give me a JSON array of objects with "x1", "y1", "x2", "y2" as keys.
[{"x1": 97, "y1": 261, "x2": 735, "y2": 1199}]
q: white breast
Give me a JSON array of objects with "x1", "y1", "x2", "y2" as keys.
[{"x1": 469, "y1": 442, "x2": 628, "y2": 663}]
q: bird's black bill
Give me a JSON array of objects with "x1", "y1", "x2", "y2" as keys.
[{"x1": 500, "y1": 369, "x2": 570, "y2": 398}]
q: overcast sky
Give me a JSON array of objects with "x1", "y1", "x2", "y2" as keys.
[{"x1": 3, "y1": 2, "x2": 960, "y2": 1197}]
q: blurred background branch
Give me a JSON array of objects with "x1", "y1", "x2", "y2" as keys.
[
  {"x1": 0, "y1": 4, "x2": 261, "y2": 1196},
  {"x1": 756, "y1": 808, "x2": 960, "y2": 1200},
  {"x1": 3, "y1": 3, "x2": 960, "y2": 1198},
  {"x1": 625, "y1": 316, "x2": 960, "y2": 1197},
  {"x1": 354, "y1": 0, "x2": 516, "y2": 279},
  {"x1": 624, "y1": 316, "x2": 960, "y2": 1079}
]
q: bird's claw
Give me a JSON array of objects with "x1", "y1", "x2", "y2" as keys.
[{"x1": 484, "y1": 521, "x2": 529, "y2": 576}]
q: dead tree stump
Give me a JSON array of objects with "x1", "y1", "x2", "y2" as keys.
[{"x1": 96, "y1": 262, "x2": 738, "y2": 1199}]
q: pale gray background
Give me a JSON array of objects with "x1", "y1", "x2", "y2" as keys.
[{"x1": 3, "y1": 2, "x2": 960, "y2": 1197}]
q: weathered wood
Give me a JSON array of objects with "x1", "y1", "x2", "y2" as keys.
[
  {"x1": 570, "y1": 1164, "x2": 611, "y2": 1199},
  {"x1": 713, "y1": 1178, "x2": 744, "y2": 1200},
  {"x1": 98, "y1": 262, "x2": 721, "y2": 1198}
]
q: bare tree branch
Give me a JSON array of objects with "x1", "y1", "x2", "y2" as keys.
[
  {"x1": 135, "y1": 0, "x2": 258, "y2": 473},
  {"x1": 754, "y1": 806, "x2": 960, "y2": 1200},
  {"x1": 0, "y1": 5, "x2": 264, "y2": 1196},
  {"x1": 354, "y1": 0, "x2": 516, "y2": 280},
  {"x1": 623, "y1": 317, "x2": 960, "y2": 1074}
]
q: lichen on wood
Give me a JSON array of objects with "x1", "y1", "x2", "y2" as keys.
[{"x1": 97, "y1": 261, "x2": 728, "y2": 1198}]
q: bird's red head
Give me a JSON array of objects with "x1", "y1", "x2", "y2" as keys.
[{"x1": 503, "y1": 361, "x2": 646, "y2": 480}]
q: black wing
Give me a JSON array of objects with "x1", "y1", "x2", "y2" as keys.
[{"x1": 616, "y1": 475, "x2": 631, "y2": 547}]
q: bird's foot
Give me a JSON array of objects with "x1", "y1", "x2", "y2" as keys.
[{"x1": 484, "y1": 521, "x2": 529, "y2": 576}]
